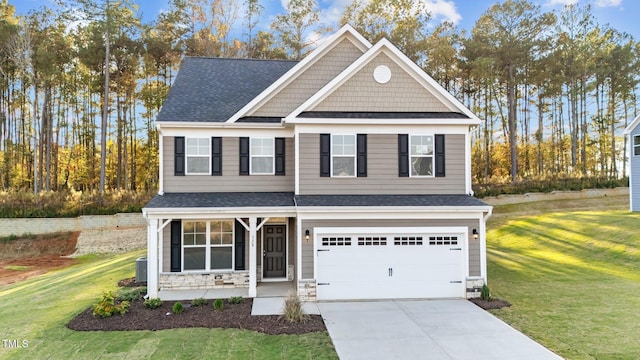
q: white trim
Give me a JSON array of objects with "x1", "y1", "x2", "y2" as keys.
[
  {"x1": 260, "y1": 223, "x2": 289, "y2": 281},
  {"x1": 478, "y1": 213, "x2": 487, "y2": 279},
  {"x1": 185, "y1": 137, "x2": 211, "y2": 175},
  {"x1": 181, "y1": 219, "x2": 235, "y2": 272},
  {"x1": 158, "y1": 134, "x2": 164, "y2": 195},
  {"x1": 147, "y1": 219, "x2": 159, "y2": 298},
  {"x1": 330, "y1": 134, "x2": 357, "y2": 178},
  {"x1": 158, "y1": 219, "x2": 172, "y2": 232},
  {"x1": 296, "y1": 216, "x2": 302, "y2": 293},
  {"x1": 226, "y1": 25, "x2": 372, "y2": 123},
  {"x1": 158, "y1": 122, "x2": 287, "y2": 130},
  {"x1": 408, "y1": 134, "x2": 435, "y2": 178},
  {"x1": 285, "y1": 39, "x2": 481, "y2": 124},
  {"x1": 159, "y1": 127, "x2": 293, "y2": 138},
  {"x1": 294, "y1": 124, "x2": 470, "y2": 134},
  {"x1": 249, "y1": 137, "x2": 276, "y2": 175},
  {"x1": 465, "y1": 131, "x2": 473, "y2": 195},
  {"x1": 248, "y1": 217, "x2": 257, "y2": 297},
  {"x1": 631, "y1": 136, "x2": 635, "y2": 212},
  {"x1": 623, "y1": 114, "x2": 640, "y2": 135},
  {"x1": 295, "y1": 129, "x2": 300, "y2": 194},
  {"x1": 143, "y1": 207, "x2": 297, "y2": 220},
  {"x1": 285, "y1": 117, "x2": 480, "y2": 126}
]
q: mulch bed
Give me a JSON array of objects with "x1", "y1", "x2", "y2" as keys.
[
  {"x1": 469, "y1": 297, "x2": 512, "y2": 310},
  {"x1": 67, "y1": 297, "x2": 326, "y2": 335}
]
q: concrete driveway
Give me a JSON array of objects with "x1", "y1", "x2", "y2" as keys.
[{"x1": 318, "y1": 300, "x2": 562, "y2": 360}]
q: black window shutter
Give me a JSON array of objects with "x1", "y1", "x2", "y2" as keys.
[
  {"x1": 234, "y1": 220, "x2": 245, "y2": 270},
  {"x1": 170, "y1": 220, "x2": 181, "y2": 272},
  {"x1": 239, "y1": 137, "x2": 249, "y2": 175},
  {"x1": 320, "y1": 134, "x2": 331, "y2": 177},
  {"x1": 174, "y1": 137, "x2": 185, "y2": 176},
  {"x1": 435, "y1": 134, "x2": 445, "y2": 177},
  {"x1": 212, "y1": 137, "x2": 222, "y2": 176},
  {"x1": 357, "y1": 134, "x2": 367, "y2": 177},
  {"x1": 275, "y1": 137, "x2": 286, "y2": 176},
  {"x1": 398, "y1": 134, "x2": 409, "y2": 177}
]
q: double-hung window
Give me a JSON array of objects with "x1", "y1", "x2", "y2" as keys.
[
  {"x1": 186, "y1": 138, "x2": 210, "y2": 174},
  {"x1": 182, "y1": 220, "x2": 234, "y2": 271},
  {"x1": 332, "y1": 134, "x2": 356, "y2": 177},
  {"x1": 410, "y1": 135, "x2": 434, "y2": 177},
  {"x1": 250, "y1": 138, "x2": 275, "y2": 174},
  {"x1": 634, "y1": 135, "x2": 640, "y2": 156}
]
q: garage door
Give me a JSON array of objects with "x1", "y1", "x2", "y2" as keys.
[{"x1": 315, "y1": 227, "x2": 466, "y2": 300}]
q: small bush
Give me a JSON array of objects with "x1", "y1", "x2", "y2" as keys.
[
  {"x1": 172, "y1": 302, "x2": 184, "y2": 314},
  {"x1": 281, "y1": 292, "x2": 307, "y2": 323},
  {"x1": 213, "y1": 299, "x2": 224, "y2": 312},
  {"x1": 191, "y1": 297, "x2": 208, "y2": 307},
  {"x1": 480, "y1": 284, "x2": 491, "y2": 301},
  {"x1": 228, "y1": 296, "x2": 243, "y2": 304},
  {"x1": 116, "y1": 287, "x2": 145, "y2": 302},
  {"x1": 92, "y1": 291, "x2": 130, "y2": 318},
  {"x1": 144, "y1": 297, "x2": 163, "y2": 309}
]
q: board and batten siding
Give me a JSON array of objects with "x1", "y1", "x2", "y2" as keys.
[
  {"x1": 300, "y1": 219, "x2": 481, "y2": 279},
  {"x1": 163, "y1": 136, "x2": 294, "y2": 192},
  {"x1": 311, "y1": 53, "x2": 454, "y2": 113},
  {"x1": 631, "y1": 125, "x2": 640, "y2": 211},
  {"x1": 298, "y1": 133, "x2": 466, "y2": 195},
  {"x1": 250, "y1": 38, "x2": 365, "y2": 118}
]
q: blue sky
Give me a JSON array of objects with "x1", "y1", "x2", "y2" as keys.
[{"x1": 12, "y1": 0, "x2": 640, "y2": 40}]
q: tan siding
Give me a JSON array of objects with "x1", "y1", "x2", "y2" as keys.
[
  {"x1": 298, "y1": 133, "x2": 466, "y2": 195},
  {"x1": 162, "y1": 224, "x2": 170, "y2": 272},
  {"x1": 250, "y1": 39, "x2": 364, "y2": 117},
  {"x1": 301, "y1": 219, "x2": 480, "y2": 279},
  {"x1": 312, "y1": 53, "x2": 455, "y2": 113},
  {"x1": 163, "y1": 136, "x2": 294, "y2": 192}
]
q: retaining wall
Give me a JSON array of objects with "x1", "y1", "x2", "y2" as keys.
[
  {"x1": 0, "y1": 213, "x2": 146, "y2": 237},
  {"x1": 482, "y1": 187, "x2": 628, "y2": 206}
]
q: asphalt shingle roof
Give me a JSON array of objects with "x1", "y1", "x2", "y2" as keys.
[
  {"x1": 145, "y1": 192, "x2": 296, "y2": 208},
  {"x1": 145, "y1": 193, "x2": 489, "y2": 209},
  {"x1": 156, "y1": 57, "x2": 298, "y2": 122}
]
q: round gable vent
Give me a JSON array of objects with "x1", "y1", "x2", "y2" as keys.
[{"x1": 373, "y1": 65, "x2": 392, "y2": 84}]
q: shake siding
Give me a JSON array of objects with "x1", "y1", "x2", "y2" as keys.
[
  {"x1": 632, "y1": 125, "x2": 640, "y2": 211},
  {"x1": 298, "y1": 133, "x2": 466, "y2": 195},
  {"x1": 250, "y1": 39, "x2": 364, "y2": 117},
  {"x1": 312, "y1": 53, "x2": 454, "y2": 113},
  {"x1": 163, "y1": 136, "x2": 294, "y2": 192},
  {"x1": 301, "y1": 219, "x2": 481, "y2": 279}
]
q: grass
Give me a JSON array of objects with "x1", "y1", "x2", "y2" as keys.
[
  {"x1": 3, "y1": 265, "x2": 32, "y2": 271},
  {"x1": 0, "y1": 250, "x2": 337, "y2": 359},
  {"x1": 487, "y1": 196, "x2": 640, "y2": 359}
]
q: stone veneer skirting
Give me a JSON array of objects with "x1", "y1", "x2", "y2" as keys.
[
  {"x1": 298, "y1": 280, "x2": 317, "y2": 301},
  {"x1": 159, "y1": 271, "x2": 249, "y2": 291},
  {"x1": 466, "y1": 277, "x2": 485, "y2": 299}
]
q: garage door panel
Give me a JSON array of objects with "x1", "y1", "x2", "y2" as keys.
[{"x1": 316, "y1": 229, "x2": 465, "y2": 300}]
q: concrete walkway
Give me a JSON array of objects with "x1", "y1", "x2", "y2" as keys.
[
  {"x1": 318, "y1": 300, "x2": 562, "y2": 360},
  {"x1": 251, "y1": 297, "x2": 320, "y2": 315}
]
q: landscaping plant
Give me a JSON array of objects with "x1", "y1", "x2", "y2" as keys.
[
  {"x1": 191, "y1": 297, "x2": 207, "y2": 307},
  {"x1": 144, "y1": 297, "x2": 162, "y2": 309},
  {"x1": 116, "y1": 287, "x2": 146, "y2": 302},
  {"x1": 480, "y1": 284, "x2": 491, "y2": 301},
  {"x1": 228, "y1": 296, "x2": 243, "y2": 304},
  {"x1": 172, "y1": 302, "x2": 184, "y2": 314},
  {"x1": 92, "y1": 291, "x2": 130, "y2": 318},
  {"x1": 213, "y1": 299, "x2": 224, "y2": 312},
  {"x1": 282, "y1": 292, "x2": 307, "y2": 323}
]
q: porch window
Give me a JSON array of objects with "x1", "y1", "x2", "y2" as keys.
[
  {"x1": 186, "y1": 138, "x2": 210, "y2": 174},
  {"x1": 250, "y1": 138, "x2": 275, "y2": 174},
  {"x1": 634, "y1": 135, "x2": 640, "y2": 156},
  {"x1": 409, "y1": 135, "x2": 434, "y2": 177},
  {"x1": 332, "y1": 134, "x2": 356, "y2": 177},
  {"x1": 182, "y1": 220, "x2": 234, "y2": 271}
]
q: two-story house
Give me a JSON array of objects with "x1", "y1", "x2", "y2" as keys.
[{"x1": 142, "y1": 25, "x2": 492, "y2": 301}]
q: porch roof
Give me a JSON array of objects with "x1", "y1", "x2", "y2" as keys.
[
  {"x1": 294, "y1": 194, "x2": 489, "y2": 208},
  {"x1": 145, "y1": 192, "x2": 296, "y2": 208}
]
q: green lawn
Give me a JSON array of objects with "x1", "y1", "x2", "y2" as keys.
[
  {"x1": 0, "y1": 251, "x2": 337, "y2": 360},
  {"x1": 487, "y1": 199, "x2": 640, "y2": 359}
]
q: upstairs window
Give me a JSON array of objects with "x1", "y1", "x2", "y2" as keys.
[
  {"x1": 250, "y1": 138, "x2": 275, "y2": 174},
  {"x1": 635, "y1": 135, "x2": 640, "y2": 156},
  {"x1": 186, "y1": 138, "x2": 210, "y2": 174},
  {"x1": 332, "y1": 134, "x2": 356, "y2": 177},
  {"x1": 409, "y1": 135, "x2": 434, "y2": 177}
]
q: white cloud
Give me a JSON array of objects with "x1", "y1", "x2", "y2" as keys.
[
  {"x1": 423, "y1": 0, "x2": 461, "y2": 25},
  {"x1": 594, "y1": 0, "x2": 622, "y2": 7},
  {"x1": 546, "y1": 0, "x2": 579, "y2": 6}
]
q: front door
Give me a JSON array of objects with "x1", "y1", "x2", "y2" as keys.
[{"x1": 263, "y1": 225, "x2": 286, "y2": 278}]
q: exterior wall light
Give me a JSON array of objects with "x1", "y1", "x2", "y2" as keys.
[
  {"x1": 305, "y1": 229, "x2": 310, "y2": 242},
  {"x1": 472, "y1": 229, "x2": 479, "y2": 240}
]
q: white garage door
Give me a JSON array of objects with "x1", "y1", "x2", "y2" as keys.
[{"x1": 315, "y1": 227, "x2": 466, "y2": 300}]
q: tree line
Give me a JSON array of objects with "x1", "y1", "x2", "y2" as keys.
[{"x1": 0, "y1": 0, "x2": 637, "y2": 194}]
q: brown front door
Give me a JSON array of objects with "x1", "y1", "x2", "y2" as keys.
[{"x1": 263, "y1": 225, "x2": 286, "y2": 278}]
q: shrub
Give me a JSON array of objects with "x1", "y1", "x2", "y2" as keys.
[
  {"x1": 116, "y1": 287, "x2": 145, "y2": 302},
  {"x1": 144, "y1": 297, "x2": 163, "y2": 309},
  {"x1": 172, "y1": 302, "x2": 184, "y2": 314},
  {"x1": 228, "y1": 296, "x2": 243, "y2": 304},
  {"x1": 92, "y1": 291, "x2": 130, "y2": 318},
  {"x1": 213, "y1": 299, "x2": 224, "y2": 312},
  {"x1": 480, "y1": 284, "x2": 491, "y2": 301},
  {"x1": 191, "y1": 297, "x2": 208, "y2": 307},
  {"x1": 281, "y1": 292, "x2": 307, "y2": 323}
]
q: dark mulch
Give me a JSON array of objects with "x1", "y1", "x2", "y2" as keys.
[
  {"x1": 67, "y1": 298, "x2": 326, "y2": 335},
  {"x1": 117, "y1": 277, "x2": 147, "y2": 288},
  {"x1": 469, "y1": 297, "x2": 512, "y2": 310}
]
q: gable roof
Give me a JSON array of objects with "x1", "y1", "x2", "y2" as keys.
[
  {"x1": 156, "y1": 57, "x2": 297, "y2": 123},
  {"x1": 623, "y1": 114, "x2": 640, "y2": 135},
  {"x1": 285, "y1": 39, "x2": 480, "y2": 125}
]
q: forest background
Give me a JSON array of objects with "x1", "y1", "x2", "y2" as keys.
[{"x1": 0, "y1": 0, "x2": 637, "y2": 215}]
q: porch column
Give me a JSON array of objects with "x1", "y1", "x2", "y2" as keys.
[
  {"x1": 479, "y1": 214, "x2": 488, "y2": 281},
  {"x1": 248, "y1": 217, "x2": 257, "y2": 297},
  {"x1": 147, "y1": 218, "x2": 159, "y2": 298}
]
